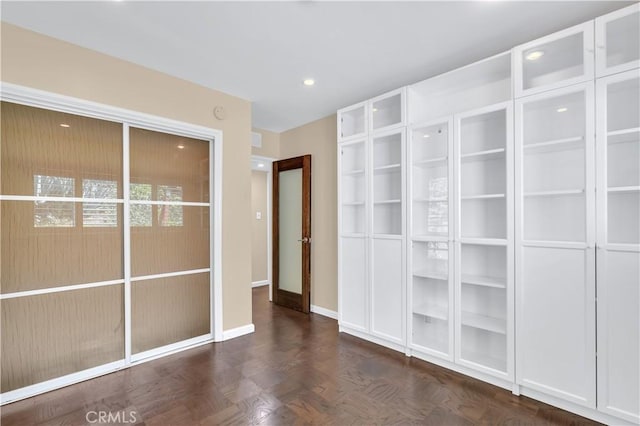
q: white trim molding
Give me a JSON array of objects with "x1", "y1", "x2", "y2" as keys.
[
  {"x1": 311, "y1": 304, "x2": 338, "y2": 320},
  {"x1": 130, "y1": 334, "x2": 213, "y2": 364},
  {"x1": 222, "y1": 324, "x2": 255, "y2": 340},
  {"x1": 252, "y1": 280, "x2": 269, "y2": 288},
  {"x1": 0, "y1": 360, "x2": 126, "y2": 405}
]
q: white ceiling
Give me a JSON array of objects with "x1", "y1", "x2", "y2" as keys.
[{"x1": 1, "y1": 1, "x2": 633, "y2": 132}]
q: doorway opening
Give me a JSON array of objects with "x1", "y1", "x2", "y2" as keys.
[{"x1": 251, "y1": 155, "x2": 275, "y2": 301}]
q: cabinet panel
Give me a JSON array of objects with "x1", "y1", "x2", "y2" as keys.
[
  {"x1": 338, "y1": 103, "x2": 367, "y2": 140},
  {"x1": 515, "y1": 22, "x2": 594, "y2": 97},
  {"x1": 340, "y1": 140, "x2": 367, "y2": 235},
  {"x1": 371, "y1": 89, "x2": 405, "y2": 132},
  {"x1": 519, "y1": 85, "x2": 592, "y2": 244},
  {"x1": 410, "y1": 120, "x2": 451, "y2": 239},
  {"x1": 457, "y1": 104, "x2": 510, "y2": 242},
  {"x1": 410, "y1": 241, "x2": 452, "y2": 358},
  {"x1": 456, "y1": 243, "x2": 509, "y2": 376},
  {"x1": 597, "y1": 250, "x2": 640, "y2": 422},
  {"x1": 596, "y1": 4, "x2": 640, "y2": 77},
  {"x1": 339, "y1": 237, "x2": 368, "y2": 331},
  {"x1": 371, "y1": 238, "x2": 403, "y2": 343},
  {"x1": 372, "y1": 131, "x2": 404, "y2": 236},
  {"x1": 518, "y1": 246, "x2": 595, "y2": 407}
]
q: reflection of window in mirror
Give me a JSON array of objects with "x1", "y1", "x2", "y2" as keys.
[
  {"x1": 158, "y1": 185, "x2": 183, "y2": 227},
  {"x1": 130, "y1": 183, "x2": 152, "y2": 227},
  {"x1": 33, "y1": 174, "x2": 75, "y2": 227},
  {"x1": 82, "y1": 179, "x2": 118, "y2": 227}
]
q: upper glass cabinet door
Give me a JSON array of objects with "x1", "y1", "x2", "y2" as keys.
[
  {"x1": 515, "y1": 22, "x2": 594, "y2": 98},
  {"x1": 338, "y1": 102, "x2": 367, "y2": 141},
  {"x1": 371, "y1": 88, "x2": 405, "y2": 132},
  {"x1": 596, "y1": 4, "x2": 640, "y2": 77}
]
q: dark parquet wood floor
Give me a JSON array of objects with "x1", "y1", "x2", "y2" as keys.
[{"x1": 1, "y1": 286, "x2": 599, "y2": 425}]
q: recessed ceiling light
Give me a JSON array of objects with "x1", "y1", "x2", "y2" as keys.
[
  {"x1": 60, "y1": 123, "x2": 70, "y2": 128},
  {"x1": 556, "y1": 107, "x2": 568, "y2": 113},
  {"x1": 423, "y1": 134, "x2": 430, "y2": 138},
  {"x1": 177, "y1": 144, "x2": 185, "y2": 149},
  {"x1": 303, "y1": 79, "x2": 315, "y2": 86},
  {"x1": 372, "y1": 108, "x2": 378, "y2": 112},
  {"x1": 525, "y1": 50, "x2": 545, "y2": 61},
  {"x1": 257, "y1": 163, "x2": 265, "y2": 168}
]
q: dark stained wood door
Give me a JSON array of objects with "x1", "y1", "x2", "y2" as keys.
[{"x1": 272, "y1": 155, "x2": 311, "y2": 313}]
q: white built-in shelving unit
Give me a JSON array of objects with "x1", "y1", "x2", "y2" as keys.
[
  {"x1": 337, "y1": 4, "x2": 639, "y2": 425},
  {"x1": 338, "y1": 88, "x2": 406, "y2": 350}
]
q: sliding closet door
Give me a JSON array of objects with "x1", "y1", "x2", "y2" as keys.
[
  {"x1": 1, "y1": 101, "x2": 216, "y2": 399},
  {"x1": 129, "y1": 128, "x2": 211, "y2": 356},
  {"x1": 1, "y1": 102, "x2": 125, "y2": 393}
]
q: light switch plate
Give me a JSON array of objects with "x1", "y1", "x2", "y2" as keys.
[{"x1": 256, "y1": 211, "x2": 262, "y2": 220}]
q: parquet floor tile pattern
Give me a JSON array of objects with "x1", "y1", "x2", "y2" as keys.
[{"x1": 1, "y1": 287, "x2": 600, "y2": 425}]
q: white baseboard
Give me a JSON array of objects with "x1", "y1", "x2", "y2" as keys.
[
  {"x1": 222, "y1": 323, "x2": 255, "y2": 340},
  {"x1": 311, "y1": 304, "x2": 338, "y2": 320},
  {"x1": 252, "y1": 280, "x2": 269, "y2": 288}
]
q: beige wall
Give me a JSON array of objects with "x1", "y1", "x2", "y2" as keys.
[
  {"x1": 1, "y1": 23, "x2": 253, "y2": 331},
  {"x1": 251, "y1": 128, "x2": 280, "y2": 159},
  {"x1": 279, "y1": 115, "x2": 338, "y2": 312},
  {"x1": 251, "y1": 171, "x2": 269, "y2": 283}
]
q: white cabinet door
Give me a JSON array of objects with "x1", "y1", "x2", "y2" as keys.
[
  {"x1": 371, "y1": 238, "x2": 404, "y2": 345},
  {"x1": 340, "y1": 139, "x2": 367, "y2": 236},
  {"x1": 338, "y1": 138, "x2": 368, "y2": 331},
  {"x1": 408, "y1": 118, "x2": 454, "y2": 359},
  {"x1": 514, "y1": 21, "x2": 594, "y2": 98},
  {"x1": 454, "y1": 102, "x2": 514, "y2": 380},
  {"x1": 338, "y1": 101, "x2": 367, "y2": 141},
  {"x1": 596, "y1": 3, "x2": 640, "y2": 78},
  {"x1": 515, "y1": 82, "x2": 596, "y2": 407},
  {"x1": 370, "y1": 88, "x2": 406, "y2": 134},
  {"x1": 371, "y1": 129, "x2": 404, "y2": 237},
  {"x1": 339, "y1": 236, "x2": 368, "y2": 332},
  {"x1": 596, "y1": 70, "x2": 640, "y2": 423}
]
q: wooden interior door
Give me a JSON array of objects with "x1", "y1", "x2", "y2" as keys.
[{"x1": 272, "y1": 155, "x2": 311, "y2": 313}]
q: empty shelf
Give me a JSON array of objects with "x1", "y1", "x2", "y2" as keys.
[
  {"x1": 461, "y1": 311, "x2": 506, "y2": 334},
  {"x1": 461, "y1": 274, "x2": 506, "y2": 289},
  {"x1": 342, "y1": 201, "x2": 365, "y2": 206},
  {"x1": 342, "y1": 169, "x2": 365, "y2": 176},
  {"x1": 413, "y1": 157, "x2": 448, "y2": 167},
  {"x1": 413, "y1": 304, "x2": 448, "y2": 321},
  {"x1": 373, "y1": 164, "x2": 401, "y2": 173},
  {"x1": 608, "y1": 127, "x2": 640, "y2": 137},
  {"x1": 524, "y1": 189, "x2": 584, "y2": 197},
  {"x1": 413, "y1": 197, "x2": 448, "y2": 202},
  {"x1": 374, "y1": 199, "x2": 401, "y2": 204},
  {"x1": 608, "y1": 130, "x2": 639, "y2": 145},
  {"x1": 460, "y1": 238, "x2": 507, "y2": 246},
  {"x1": 461, "y1": 193, "x2": 505, "y2": 200},
  {"x1": 413, "y1": 269, "x2": 448, "y2": 281},
  {"x1": 460, "y1": 148, "x2": 505, "y2": 162},
  {"x1": 608, "y1": 186, "x2": 640, "y2": 193},
  {"x1": 524, "y1": 136, "x2": 583, "y2": 153}
]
